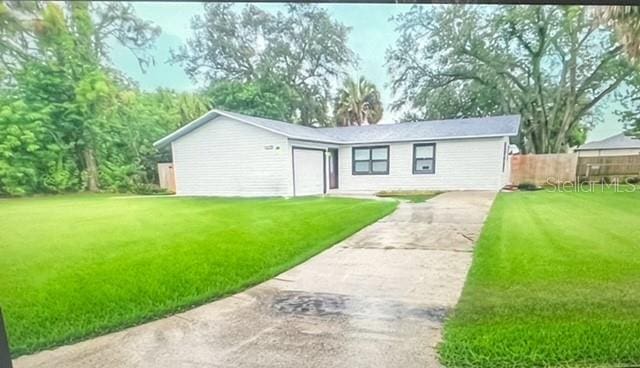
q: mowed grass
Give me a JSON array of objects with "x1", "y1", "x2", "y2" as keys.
[
  {"x1": 0, "y1": 194, "x2": 396, "y2": 356},
  {"x1": 440, "y1": 188, "x2": 640, "y2": 367}
]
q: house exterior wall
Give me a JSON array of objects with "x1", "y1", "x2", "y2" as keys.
[
  {"x1": 170, "y1": 116, "x2": 511, "y2": 196},
  {"x1": 335, "y1": 137, "x2": 508, "y2": 193},
  {"x1": 500, "y1": 136, "x2": 512, "y2": 187},
  {"x1": 172, "y1": 116, "x2": 291, "y2": 196},
  {"x1": 577, "y1": 148, "x2": 640, "y2": 157}
]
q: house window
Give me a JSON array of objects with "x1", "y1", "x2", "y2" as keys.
[
  {"x1": 352, "y1": 146, "x2": 389, "y2": 175},
  {"x1": 413, "y1": 143, "x2": 436, "y2": 174}
]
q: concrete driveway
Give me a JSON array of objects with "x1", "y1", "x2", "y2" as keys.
[{"x1": 14, "y1": 191, "x2": 496, "y2": 368}]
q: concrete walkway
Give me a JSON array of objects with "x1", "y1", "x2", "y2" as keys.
[{"x1": 15, "y1": 191, "x2": 496, "y2": 368}]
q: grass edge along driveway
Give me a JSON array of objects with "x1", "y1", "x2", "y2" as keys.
[
  {"x1": 440, "y1": 189, "x2": 640, "y2": 367},
  {"x1": 0, "y1": 194, "x2": 397, "y2": 357}
]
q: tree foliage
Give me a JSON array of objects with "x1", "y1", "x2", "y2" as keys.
[
  {"x1": 598, "y1": 6, "x2": 640, "y2": 139},
  {"x1": 171, "y1": 3, "x2": 356, "y2": 126},
  {"x1": 0, "y1": 1, "x2": 160, "y2": 82},
  {"x1": 0, "y1": 2, "x2": 208, "y2": 196},
  {"x1": 333, "y1": 76, "x2": 383, "y2": 126},
  {"x1": 599, "y1": 6, "x2": 640, "y2": 63},
  {"x1": 621, "y1": 73, "x2": 640, "y2": 139},
  {"x1": 387, "y1": 5, "x2": 639, "y2": 153},
  {"x1": 205, "y1": 79, "x2": 294, "y2": 121}
]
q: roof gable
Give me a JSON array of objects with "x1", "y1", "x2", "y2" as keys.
[
  {"x1": 154, "y1": 109, "x2": 521, "y2": 148},
  {"x1": 576, "y1": 133, "x2": 640, "y2": 151}
]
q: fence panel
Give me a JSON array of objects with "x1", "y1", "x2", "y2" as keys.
[
  {"x1": 510, "y1": 154, "x2": 578, "y2": 185},
  {"x1": 157, "y1": 163, "x2": 176, "y2": 193},
  {"x1": 576, "y1": 155, "x2": 640, "y2": 180}
]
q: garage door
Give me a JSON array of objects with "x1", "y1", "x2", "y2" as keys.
[{"x1": 293, "y1": 148, "x2": 325, "y2": 196}]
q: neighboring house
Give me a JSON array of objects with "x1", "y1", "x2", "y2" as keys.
[
  {"x1": 575, "y1": 133, "x2": 640, "y2": 157},
  {"x1": 154, "y1": 109, "x2": 520, "y2": 197}
]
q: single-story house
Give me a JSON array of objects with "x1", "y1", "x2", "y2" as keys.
[
  {"x1": 575, "y1": 133, "x2": 640, "y2": 157},
  {"x1": 154, "y1": 109, "x2": 520, "y2": 197}
]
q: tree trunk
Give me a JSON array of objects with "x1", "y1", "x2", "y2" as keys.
[{"x1": 83, "y1": 147, "x2": 99, "y2": 192}]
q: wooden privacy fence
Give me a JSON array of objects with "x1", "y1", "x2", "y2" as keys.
[
  {"x1": 510, "y1": 154, "x2": 578, "y2": 185},
  {"x1": 157, "y1": 163, "x2": 176, "y2": 193},
  {"x1": 576, "y1": 155, "x2": 640, "y2": 181},
  {"x1": 510, "y1": 153, "x2": 640, "y2": 185}
]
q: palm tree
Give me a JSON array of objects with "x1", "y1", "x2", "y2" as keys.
[
  {"x1": 599, "y1": 6, "x2": 640, "y2": 62},
  {"x1": 334, "y1": 76, "x2": 383, "y2": 126}
]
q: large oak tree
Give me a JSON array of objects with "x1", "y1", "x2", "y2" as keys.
[
  {"x1": 387, "y1": 5, "x2": 640, "y2": 153},
  {"x1": 171, "y1": 3, "x2": 356, "y2": 126}
]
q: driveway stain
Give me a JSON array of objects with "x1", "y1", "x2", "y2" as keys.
[
  {"x1": 271, "y1": 292, "x2": 347, "y2": 317},
  {"x1": 270, "y1": 291, "x2": 450, "y2": 323}
]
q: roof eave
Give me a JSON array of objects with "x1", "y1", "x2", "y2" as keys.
[
  {"x1": 288, "y1": 132, "x2": 519, "y2": 146},
  {"x1": 153, "y1": 109, "x2": 305, "y2": 148},
  {"x1": 344, "y1": 133, "x2": 518, "y2": 145},
  {"x1": 576, "y1": 146, "x2": 640, "y2": 151}
]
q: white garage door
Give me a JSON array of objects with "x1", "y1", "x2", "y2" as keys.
[{"x1": 293, "y1": 148, "x2": 325, "y2": 196}]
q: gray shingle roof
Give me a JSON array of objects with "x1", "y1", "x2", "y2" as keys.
[
  {"x1": 576, "y1": 133, "x2": 640, "y2": 151},
  {"x1": 318, "y1": 115, "x2": 521, "y2": 144},
  {"x1": 154, "y1": 109, "x2": 521, "y2": 147},
  {"x1": 218, "y1": 110, "x2": 335, "y2": 142}
]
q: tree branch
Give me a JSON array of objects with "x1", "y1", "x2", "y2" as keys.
[
  {"x1": 575, "y1": 70, "x2": 632, "y2": 119},
  {"x1": 575, "y1": 45, "x2": 623, "y2": 99}
]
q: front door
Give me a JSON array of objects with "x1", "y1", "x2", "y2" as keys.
[{"x1": 328, "y1": 149, "x2": 339, "y2": 189}]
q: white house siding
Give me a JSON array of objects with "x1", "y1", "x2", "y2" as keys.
[
  {"x1": 500, "y1": 136, "x2": 511, "y2": 187},
  {"x1": 336, "y1": 137, "x2": 508, "y2": 193},
  {"x1": 172, "y1": 116, "x2": 291, "y2": 196},
  {"x1": 577, "y1": 149, "x2": 640, "y2": 157}
]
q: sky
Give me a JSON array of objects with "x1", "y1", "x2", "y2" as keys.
[{"x1": 110, "y1": 2, "x2": 625, "y2": 142}]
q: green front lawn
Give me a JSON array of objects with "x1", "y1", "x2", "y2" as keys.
[
  {"x1": 440, "y1": 188, "x2": 640, "y2": 367},
  {"x1": 0, "y1": 194, "x2": 396, "y2": 356}
]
